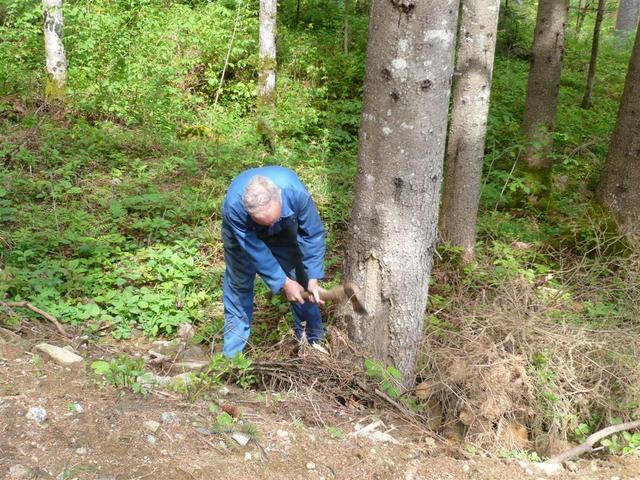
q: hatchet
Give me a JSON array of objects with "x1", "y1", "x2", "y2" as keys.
[{"x1": 301, "y1": 282, "x2": 367, "y2": 314}]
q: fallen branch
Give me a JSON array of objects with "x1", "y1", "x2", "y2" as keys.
[
  {"x1": 1, "y1": 301, "x2": 70, "y2": 338},
  {"x1": 548, "y1": 419, "x2": 640, "y2": 464}
]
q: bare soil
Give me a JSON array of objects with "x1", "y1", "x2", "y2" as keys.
[{"x1": 1, "y1": 324, "x2": 640, "y2": 480}]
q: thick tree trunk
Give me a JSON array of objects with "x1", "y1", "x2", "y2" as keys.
[
  {"x1": 440, "y1": 0, "x2": 500, "y2": 263},
  {"x1": 581, "y1": 0, "x2": 606, "y2": 109},
  {"x1": 596, "y1": 26, "x2": 640, "y2": 240},
  {"x1": 616, "y1": 0, "x2": 640, "y2": 35},
  {"x1": 342, "y1": 0, "x2": 460, "y2": 386},
  {"x1": 258, "y1": 0, "x2": 276, "y2": 106},
  {"x1": 521, "y1": 0, "x2": 569, "y2": 171},
  {"x1": 43, "y1": 0, "x2": 67, "y2": 100}
]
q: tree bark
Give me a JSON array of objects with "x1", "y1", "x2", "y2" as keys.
[
  {"x1": 343, "y1": 0, "x2": 350, "y2": 54},
  {"x1": 581, "y1": 0, "x2": 606, "y2": 109},
  {"x1": 596, "y1": 24, "x2": 640, "y2": 240},
  {"x1": 258, "y1": 0, "x2": 277, "y2": 106},
  {"x1": 615, "y1": 0, "x2": 640, "y2": 35},
  {"x1": 342, "y1": 0, "x2": 460, "y2": 386},
  {"x1": 43, "y1": 0, "x2": 67, "y2": 100},
  {"x1": 258, "y1": 0, "x2": 277, "y2": 151},
  {"x1": 521, "y1": 0, "x2": 569, "y2": 171},
  {"x1": 439, "y1": 0, "x2": 501, "y2": 263}
]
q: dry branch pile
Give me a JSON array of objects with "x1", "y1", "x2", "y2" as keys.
[{"x1": 418, "y1": 273, "x2": 640, "y2": 454}]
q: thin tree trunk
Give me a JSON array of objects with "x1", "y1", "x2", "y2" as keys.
[
  {"x1": 616, "y1": 0, "x2": 640, "y2": 35},
  {"x1": 343, "y1": 0, "x2": 460, "y2": 386},
  {"x1": 258, "y1": 0, "x2": 277, "y2": 150},
  {"x1": 521, "y1": 0, "x2": 569, "y2": 171},
  {"x1": 440, "y1": 0, "x2": 500, "y2": 263},
  {"x1": 258, "y1": 0, "x2": 277, "y2": 106},
  {"x1": 295, "y1": 0, "x2": 301, "y2": 25},
  {"x1": 343, "y1": 0, "x2": 350, "y2": 54},
  {"x1": 581, "y1": 0, "x2": 606, "y2": 108},
  {"x1": 43, "y1": 0, "x2": 67, "y2": 100},
  {"x1": 576, "y1": 0, "x2": 591, "y2": 35},
  {"x1": 596, "y1": 24, "x2": 640, "y2": 240}
]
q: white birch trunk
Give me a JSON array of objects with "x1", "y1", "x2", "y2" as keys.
[{"x1": 43, "y1": 0, "x2": 67, "y2": 99}]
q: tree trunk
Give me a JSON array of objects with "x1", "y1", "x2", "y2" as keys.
[
  {"x1": 439, "y1": 0, "x2": 500, "y2": 263},
  {"x1": 342, "y1": 0, "x2": 460, "y2": 386},
  {"x1": 575, "y1": 0, "x2": 591, "y2": 36},
  {"x1": 616, "y1": 0, "x2": 640, "y2": 35},
  {"x1": 521, "y1": 0, "x2": 569, "y2": 171},
  {"x1": 581, "y1": 0, "x2": 606, "y2": 109},
  {"x1": 43, "y1": 0, "x2": 67, "y2": 100},
  {"x1": 596, "y1": 25, "x2": 640, "y2": 240},
  {"x1": 258, "y1": 0, "x2": 277, "y2": 106},
  {"x1": 343, "y1": 0, "x2": 350, "y2": 54},
  {"x1": 258, "y1": 0, "x2": 277, "y2": 151}
]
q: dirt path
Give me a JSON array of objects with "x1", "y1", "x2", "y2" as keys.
[{"x1": 1, "y1": 328, "x2": 640, "y2": 480}]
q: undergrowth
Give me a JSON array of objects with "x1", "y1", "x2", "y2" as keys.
[{"x1": 1, "y1": 0, "x2": 639, "y2": 457}]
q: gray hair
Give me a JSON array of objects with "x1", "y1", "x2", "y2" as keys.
[{"x1": 242, "y1": 176, "x2": 281, "y2": 215}]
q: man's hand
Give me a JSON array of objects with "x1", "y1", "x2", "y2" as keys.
[
  {"x1": 282, "y1": 277, "x2": 305, "y2": 304},
  {"x1": 306, "y1": 279, "x2": 325, "y2": 305}
]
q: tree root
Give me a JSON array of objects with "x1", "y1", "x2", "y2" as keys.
[
  {"x1": 1, "y1": 301, "x2": 70, "y2": 338},
  {"x1": 548, "y1": 420, "x2": 640, "y2": 464}
]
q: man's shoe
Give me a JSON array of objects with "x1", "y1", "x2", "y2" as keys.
[{"x1": 310, "y1": 342, "x2": 329, "y2": 355}]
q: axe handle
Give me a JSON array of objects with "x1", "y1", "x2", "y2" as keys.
[{"x1": 301, "y1": 285, "x2": 346, "y2": 302}]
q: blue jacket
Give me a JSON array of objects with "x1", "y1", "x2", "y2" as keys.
[{"x1": 221, "y1": 166, "x2": 325, "y2": 293}]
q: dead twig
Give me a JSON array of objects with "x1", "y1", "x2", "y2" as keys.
[
  {"x1": 1, "y1": 301, "x2": 70, "y2": 338},
  {"x1": 548, "y1": 419, "x2": 640, "y2": 463}
]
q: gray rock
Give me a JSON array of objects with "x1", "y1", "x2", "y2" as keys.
[
  {"x1": 170, "y1": 360, "x2": 209, "y2": 374},
  {"x1": 534, "y1": 462, "x2": 564, "y2": 476},
  {"x1": 161, "y1": 412, "x2": 179, "y2": 424},
  {"x1": 75, "y1": 447, "x2": 87, "y2": 455},
  {"x1": 231, "y1": 432, "x2": 251, "y2": 446},
  {"x1": 9, "y1": 464, "x2": 30, "y2": 479},
  {"x1": 26, "y1": 406, "x2": 47, "y2": 422},
  {"x1": 149, "y1": 339, "x2": 182, "y2": 357},
  {"x1": 35, "y1": 343, "x2": 83, "y2": 366},
  {"x1": 181, "y1": 344, "x2": 206, "y2": 360},
  {"x1": 144, "y1": 420, "x2": 160, "y2": 433},
  {"x1": 307, "y1": 462, "x2": 316, "y2": 470},
  {"x1": 146, "y1": 435, "x2": 156, "y2": 445}
]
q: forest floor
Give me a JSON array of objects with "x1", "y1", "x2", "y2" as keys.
[{"x1": 1, "y1": 322, "x2": 640, "y2": 480}]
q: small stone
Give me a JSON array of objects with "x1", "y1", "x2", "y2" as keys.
[
  {"x1": 276, "y1": 429, "x2": 290, "y2": 439},
  {"x1": 231, "y1": 432, "x2": 251, "y2": 447},
  {"x1": 564, "y1": 461, "x2": 578, "y2": 473},
  {"x1": 218, "y1": 386, "x2": 230, "y2": 396},
  {"x1": 161, "y1": 412, "x2": 179, "y2": 424},
  {"x1": 461, "y1": 463, "x2": 470, "y2": 473},
  {"x1": 35, "y1": 343, "x2": 83, "y2": 366},
  {"x1": 534, "y1": 462, "x2": 563, "y2": 476},
  {"x1": 26, "y1": 407, "x2": 47, "y2": 422},
  {"x1": 146, "y1": 435, "x2": 156, "y2": 445},
  {"x1": 161, "y1": 449, "x2": 169, "y2": 456},
  {"x1": 70, "y1": 402, "x2": 83, "y2": 413},
  {"x1": 307, "y1": 462, "x2": 316, "y2": 470},
  {"x1": 171, "y1": 360, "x2": 209, "y2": 374},
  {"x1": 244, "y1": 452, "x2": 252, "y2": 461},
  {"x1": 9, "y1": 464, "x2": 30, "y2": 479},
  {"x1": 144, "y1": 420, "x2": 160, "y2": 433},
  {"x1": 75, "y1": 447, "x2": 87, "y2": 455}
]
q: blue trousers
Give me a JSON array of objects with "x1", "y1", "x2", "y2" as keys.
[{"x1": 222, "y1": 222, "x2": 324, "y2": 357}]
